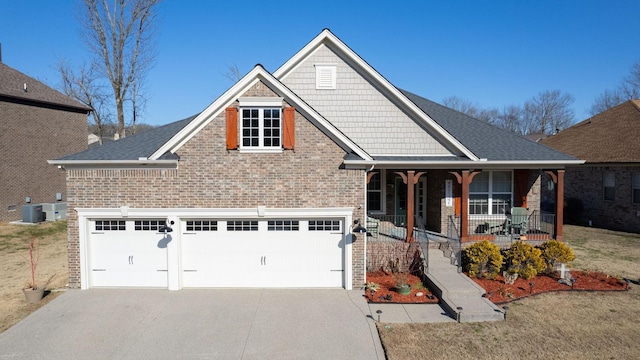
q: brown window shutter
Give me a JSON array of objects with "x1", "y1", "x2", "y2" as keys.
[
  {"x1": 226, "y1": 107, "x2": 238, "y2": 150},
  {"x1": 513, "y1": 170, "x2": 529, "y2": 208},
  {"x1": 283, "y1": 107, "x2": 295, "y2": 150}
]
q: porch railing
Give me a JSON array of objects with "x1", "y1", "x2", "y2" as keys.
[
  {"x1": 450, "y1": 212, "x2": 556, "y2": 243},
  {"x1": 447, "y1": 216, "x2": 462, "y2": 272},
  {"x1": 366, "y1": 214, "x2": 435, "y2": 242}
]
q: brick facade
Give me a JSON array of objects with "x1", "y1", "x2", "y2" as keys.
[
  {"x1": 65, "y1": 81, "x2": 366, "y2": 288},
  {"x1": 562, "y1": 165, "x2": 640, "y2": 233},
  {"x1": 0, "y1": 101, "x2": 87, "y2": 221}
]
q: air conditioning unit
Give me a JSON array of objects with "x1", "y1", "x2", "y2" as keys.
[
  {"x1": 22, "y1": 204, "x2": 44, "y2": 223},
  {"x1": 41, "y1": 202, "x2": 67, "y2": 221}
]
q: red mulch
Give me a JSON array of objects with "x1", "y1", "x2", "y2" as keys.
[
  {"x1": 365, "y1": 271, "x2": 439, "y2": 304},
  {"x1": 472, "y1": 270, "x2": 629, "y2": 304}
]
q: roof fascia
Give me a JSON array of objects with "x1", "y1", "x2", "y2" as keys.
[
  {"x1": 273, "y1": 29, "x2": 479, "y2": 160},
  {"x1": 343, "y1": 159, "x2": 585, "y2": 170},
  {"x1": 152, "y1": 65, "x2": 371, "y2": 161}
]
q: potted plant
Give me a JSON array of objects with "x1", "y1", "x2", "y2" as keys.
[
  {"x1": 22, "y1": 238, "x2": 45, "y2": 303},
  {"x1": 393, "y1": 272, "x2": 412, "y2": 295}
]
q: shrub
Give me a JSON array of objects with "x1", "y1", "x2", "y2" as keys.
[
  {"x1": 502, "y1": 241, "x2": 546, "y2": 280},
  {"x1": 463, "y1": 240, "x2": 503, "y2": 279},
  {"x1": 538, "y1": 240, "x2": 576, "y2": 274}
]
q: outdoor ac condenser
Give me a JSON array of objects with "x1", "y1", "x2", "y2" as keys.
[{"x1": 41, "y1": 202, "x2": 67, "y2": 221}]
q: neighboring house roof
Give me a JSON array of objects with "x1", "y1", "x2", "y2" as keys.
[
  {"x1": 541, "y1": 100, "x2": 640, "y2": 163},
  {"x1": 401, "y1": 90, "x2": 577, "y2": 162},
  {"x1": 0, "y1": 62, "x2": 90, "y2": 112}
]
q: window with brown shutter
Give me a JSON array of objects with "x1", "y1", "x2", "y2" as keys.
[
  {"x1": 226, "y1": 107, "x2": 238, "y2": 150},
  {"x1": 283, "y1": 107, "x2": 295, "y2": 150}
]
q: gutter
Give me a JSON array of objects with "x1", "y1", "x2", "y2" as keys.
[
  {"x1": 343, "y1": 159, "x2": 586, "y2": 170},
  {"x1": 47, "y1": 159, "x2": 179, "y2": 169}
]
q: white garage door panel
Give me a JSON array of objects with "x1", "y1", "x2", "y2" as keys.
[
  {"x1": 89, "y1": 220, "x2": 168, "y2": 288},
  {"x1": 181, "y1": 219, "x2": 344, "y2": 288}
]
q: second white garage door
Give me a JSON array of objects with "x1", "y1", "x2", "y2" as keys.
[{"x1": 181, "y1": 219, "x2": 344, "y2": 288}]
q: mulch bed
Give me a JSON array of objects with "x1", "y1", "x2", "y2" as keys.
[
  {"x1": 472, "y1": 270, "x2": 630, "y2": 304},
  {"x1": 365, "y1": 271, "x2": 439, "y2": 304}
]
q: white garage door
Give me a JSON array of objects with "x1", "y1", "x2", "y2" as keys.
[
  {"x1": 89, "y1": 219, "x2": 169, "y2": 287},
  {"x1": 181, "y1": 219, "x2": 344, "y2": 288}
]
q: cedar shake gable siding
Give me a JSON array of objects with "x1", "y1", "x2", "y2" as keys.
[{"x1": 65, "y1": 81, "x2": 366, "y2": 288}]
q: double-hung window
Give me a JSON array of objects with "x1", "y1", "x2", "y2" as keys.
[
  {"x1": 238, "y1": 97, "x2": 283, "y2": 152},
  {"x1": 469, "y1": 171, "x2": 512, "y2": 215}
]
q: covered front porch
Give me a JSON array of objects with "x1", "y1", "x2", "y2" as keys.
[{"x1": 365, "y1": 168, "x2": 566, "y2": 244}]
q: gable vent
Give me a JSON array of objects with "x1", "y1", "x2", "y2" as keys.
[{"x1": 315, "y1": 64, "x2": 336, "y2": 90}]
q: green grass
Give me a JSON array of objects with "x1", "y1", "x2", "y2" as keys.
[{"x1": 0, "y1": 221, "x2": 67, "y2": 253}]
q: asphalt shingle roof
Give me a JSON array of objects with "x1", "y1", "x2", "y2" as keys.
[
  {"x1": 58, "y1": 114, "x2": 198, "y2": 160},
  {"x1": 0, "y1": 62, "x2": 90, "y2": 111},
  {"x1": 540, "y1": 100, "x2": 640, "y2": 163},
  {"x1": 54, "y1": 88, "x2": 579, "y2": 163},
  {"x1": 400, "y1": 89, "x2": 578, "y2": 162}
]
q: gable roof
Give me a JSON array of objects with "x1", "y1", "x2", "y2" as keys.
[
  {"x1": 401, "y1": 90, "x2": 578, "y2": 162},
  {"x1": 0, "y1": 62, "x2": 90, "y2": 112},
  {"x1": 50, "y1": 29, "x2": 583, "y2": 169},
  {"x1": 51, "y1": 65, "x2": 371, "y2": 167},
  {"x1": 274, "y1": 29, "x2": 478, "y2": 161},
  {"x1": 541, "y1": 100, "x2": 640, "y2": 163}
]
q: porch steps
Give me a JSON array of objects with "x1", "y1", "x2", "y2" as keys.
[{"x1": 425, "y1": 248, "x2": 505, "y2": 323}]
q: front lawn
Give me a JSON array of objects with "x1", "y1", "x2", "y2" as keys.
[{"x1": 377, "y1": 225, "x2": 640, "y2": 359}]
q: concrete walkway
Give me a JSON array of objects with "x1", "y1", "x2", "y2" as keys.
[
  {"x1": 425, "y1": 247, "x2": 506, "y2": 322},
  {"x1": 0, "y1": 289, "x2": 385, "y2": 360}
]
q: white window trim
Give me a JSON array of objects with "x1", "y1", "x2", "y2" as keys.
[
  {"x1": 367, "y1": 171, "x2": 386, "y2": 214},
  {"x1": 469, "y1": 170, "x2": 513, "y2": 217},
  {"x1": 239, "y1": 107, "x2": 283, "y2": 153},
  {"x1": 238, "y1": 97, "x2": 283, "y2": 107},
  {"x1": 314, "y1": 64, "x2": 337, "y2": 90}
]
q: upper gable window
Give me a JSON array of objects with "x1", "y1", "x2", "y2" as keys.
[
  {"x1": 315, "y1": 64, "x2": 336, "y2": 90},
  {"x1": 238, "y1": 97, "x2": 283, "y2": 152}
]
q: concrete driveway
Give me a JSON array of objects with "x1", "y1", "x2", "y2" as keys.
[{"x1": 0, "y1": 289, "x2": 384, "y2": 360}]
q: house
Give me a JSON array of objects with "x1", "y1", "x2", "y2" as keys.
[
  {"x1": 50, "y1": 29, "x2": 581, "y2": 291},
  {"x1": 0, "y1": 61, "x2": 90, "y2": 222},
  {"x1": 541, "y1": 100, "x2": 640, "y2": 233}
]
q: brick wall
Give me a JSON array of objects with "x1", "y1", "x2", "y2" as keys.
[
  {"x1": 564, "y1": 165, "x2": 640, "y2": 233},
  {"x1": 0, "y1": 101, "x2": 87, "y2": 221},
  {"x1": 65, "y1": 81, "x2": 366, "y2": 288}
]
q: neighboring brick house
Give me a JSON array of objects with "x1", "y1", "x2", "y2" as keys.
[
  {"x1": 0, "y1": 62, "x2": 90, "y2": 222},
  {"x1": 541, "y1": 100, "x2": 640, "y2": 233},
  {"x1": 50, "y1": 29, "x2": 580, "y2": 291}
]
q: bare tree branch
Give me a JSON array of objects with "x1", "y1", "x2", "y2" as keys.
[
  {"x1": 78, "y1": 0, "x2": 160, "y2": 138},
  {"x1": 57, "y1": 59, "x2": 112, "y2": 144},
  {"x1": 590, "y1": 59, "x2": 640, "y2": 115}
]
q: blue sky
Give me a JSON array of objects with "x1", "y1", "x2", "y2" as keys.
[{"x1": 1, "y1": 1, "x2": 639, "y2": 126}]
